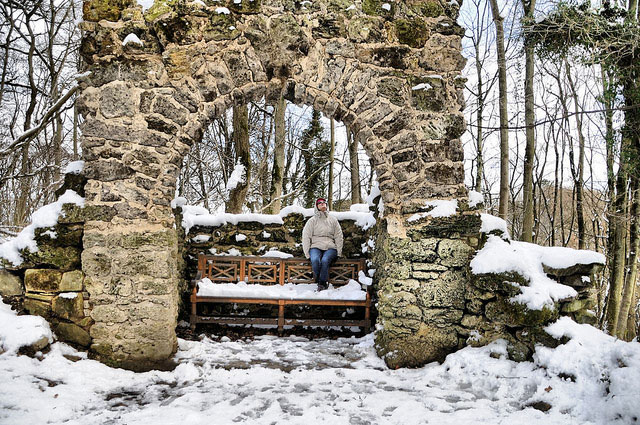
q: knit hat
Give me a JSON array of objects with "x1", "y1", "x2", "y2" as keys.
[{"x1": 316, "y1": 198, "x2": 327, "y2": 206}]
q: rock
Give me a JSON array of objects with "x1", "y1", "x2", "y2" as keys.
[
  {"x1": 542, "y1": 262, "x2": 603, "y2": 278},
  {"x1": 24, "y1": 297, "x2": 52, "y2": 317},
  {"x1": 0, "y1": 269, "x2": 23, "y2": 296},
  {"x1": 54, "y1": 322, "x2": 92, "y2": 347},
  {"x1": 24, "y1": 269, "x2": 63, "y2": 292},
  {"x1": 60, "y1": 270, "x2": 85, "y2": 292},
  {"x1": 52, "y1": 293, "x2": 84, "y2": 320}
]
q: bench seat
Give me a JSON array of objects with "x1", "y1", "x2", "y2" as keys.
[
  {"x1": 190, "y1": 254, "x2": 371, "y2": 333},
  {"x1": 196, "y1": 278, "x2": 367, "y2": 301}
]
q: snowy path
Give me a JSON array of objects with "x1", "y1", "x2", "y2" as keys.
[{"x1": 2, "y1": 299, "x2": 640, "y2": 425}]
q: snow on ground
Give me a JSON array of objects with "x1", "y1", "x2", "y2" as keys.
[{"x1": 2, "y1": 296, "x2": 639, "y2": 425}]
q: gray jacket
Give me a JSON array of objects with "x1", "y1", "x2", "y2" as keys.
[{"x1": 302, "y1": 207, "x2": 344, "y2": 258}]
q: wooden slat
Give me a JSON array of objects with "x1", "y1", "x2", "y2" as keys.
[{"x1": 192, "y1": 254, "x2": 371, "y2": 333}]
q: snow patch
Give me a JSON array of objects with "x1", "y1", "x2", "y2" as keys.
[
  {"x1": 215, "y1": 6, "x2": 230, "y2": 14},
  {"x1": 480, "y1": 213, "x2": 509, "y2": 237},
  {"x1": 468, "y1": 190, "x2": 484, "y2": 207},
  {"x1": 64, "y1": 161, "x2": 84, "y2": 175},
  {"x1": 0, "y1": 191, "x2": 85, "y2": 266},
  {"x1": 0, "y1": 299, "x2": 53, "y2": 354},
  {"x1": 197, "y1": 278, "x2": 366, "y2": 300},
  {"x1": 470, "y1": 235, "x2": 605, "y2": 309},
  {"x1": 408, "y1": 199, "x2": 458, "y2": 222},
  {"x1": 122, "y1": 33, "x2": 143, "y2": 46},
  {"x1": 412, "y1": 83, "x2": 433, "y2": 91}
]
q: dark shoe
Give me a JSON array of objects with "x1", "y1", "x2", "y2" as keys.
[{"x1": 317, "y1": 281, "x2": 328, "y2": 291}]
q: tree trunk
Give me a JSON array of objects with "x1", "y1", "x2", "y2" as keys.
[
  {"x1": 474, "y1": 40, "x2": 485, "y2": 193},
  {"x1": 521, "y1": 0, "x2": 536, "y2": 242},
  {"x1": 616, "y1": 176, "x2": 639, "y2": 338},
  {"x1": 226, "y1": 105, "x2": 250, "y2": 214},
  {"x1": 348, "y1": 128, "x2": 361, "y2": 205},
  {"x1": 565, "y1": 61, "x2": 586, "y2": 249},
  {"x1": 328, "y1": 118, "x2": 335, "y2": 209},
  {"x1": 488, "y1": 0, "x2": 510, "y2": 220},
  {"x1": 266, "y1": 96, "x2": 286, "y2": 214}
]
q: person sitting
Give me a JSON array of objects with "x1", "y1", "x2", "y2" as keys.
[{"x1": 302, "y1": 197, "x2": 344, "y2": 291}]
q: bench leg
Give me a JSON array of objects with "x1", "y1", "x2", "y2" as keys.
[
  {"x1": 365, "y1": 301, "x2": 371, "y2": 334},
  {"x1": 190, "y1": 297, "x2": 197, "y2": 332},
  {"x1": 278, "y1": 301, "x2": 284, "y2": 334}
]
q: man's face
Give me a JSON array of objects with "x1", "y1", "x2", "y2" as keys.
[{"x1": 317, "y1": 201, "x2": 327, "y2": 211}]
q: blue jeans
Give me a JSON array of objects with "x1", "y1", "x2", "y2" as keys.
[{"x1": 309, "y1": 248, "x2": 337, "y2": 284}]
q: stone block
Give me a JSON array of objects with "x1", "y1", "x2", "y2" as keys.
[
  {"x1": 91, "y1": 304, "x2": 129, "y2": 323},
  {"x1": 21, "y1": 245, "x2": 82, "y2": 270},
  {"x1": 24, "y1": 297, "x2": 52, "y2": 317},
  {"x1": 24, "y1": 269, "x2": 63, "y2": 292},
  {"x1": 0, "y1": 269, "x2": 23, "y2": 296},
  {"x1": 416, "y1": 270, "x2": 465, "y2": 309},
  {"x1": 485, "y1": 299, "x2": 559, "y2": 327},
  {"x1": 60, "y1": 270, "x2": 85, "y2": 291},
  {"x1": 54, "y1": 322, "x2": 91, "y2": 347},
  {"x1": 53, "y1": 293, "x2": 84, "y2": 320},
  {"x1": 375, "y1": 322, "x2": 459, "y2": 368},
  {"x1": 560, "y1": 297, "x2": 594, "y2": 313}
]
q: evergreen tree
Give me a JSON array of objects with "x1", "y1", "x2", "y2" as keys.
[{"x1": 301, "y1": 109, "x2": 330, "y2": 207}]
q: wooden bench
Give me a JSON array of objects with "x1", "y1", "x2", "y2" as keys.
[{"x1": 190, "y1": 254, "x2": 371, "y2": 333}]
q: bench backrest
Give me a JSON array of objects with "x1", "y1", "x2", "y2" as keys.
[{"x1": 196, "y1": 255, "x2": 365, "y2": 287}]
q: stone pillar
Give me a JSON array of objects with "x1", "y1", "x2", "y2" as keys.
[
  {"x1": 82, "y1": 220, "x2": 180, "y2": 369},
  {"x1": 374, "y1": 211, "x2": 481, "y2": 368}
]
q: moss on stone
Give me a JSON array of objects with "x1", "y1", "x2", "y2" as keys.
[
  {"x1": 485, "y1": 298, "x2": 559, "y2": 327},
  {"x1": 53, "y1": 293, "x2": 84, "y2": 320},
  {"x1": 204, "y1": 13, "x2": 238, "y2": 41},
  {"x1": 395, "y1": 18, "x2": 429, "y2": 48},
  {"x1": 83, "y1": 0, "x2": 135, "y2": 22},
  {"x1": 347, "y1": 17, "x2": 385, "y2": 43},
  {"x1": 21, "y1": 245, "x2": 82, "y2": 270},
  {"x1": 407, "y1": 0, "x2": 443, "y2": 17},
  {"x1": 54, "y1": 322, "x2": 92, "y2": 347},
  {"x1": 230, "y1": 0, "x2": 261, "y2": 14},
  {"x1": 406, "y1": 214, "x2": 482, "y2": 239},
  {"x1": 24, "y1": 297, "x2": 52, "y2": 317},
  {"x1": 375, "y1": 323, "x2": 458, "y2": 368},
  {"x1": 144, "y1": 0, "x2": 174, "y2": 22},
  {"x1": 24, "y1": 269, "x2": 63, "y2": 292},
  {"x1": 362, "y1": 0, "x2": 393, "y2": 17}
]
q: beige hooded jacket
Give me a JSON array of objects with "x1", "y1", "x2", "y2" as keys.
[{"x1": 302, "y1": 206, "x2": 343, "y2": 258}]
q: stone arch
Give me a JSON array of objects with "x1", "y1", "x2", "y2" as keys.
[{"x1": 77, "y1": 0, "x2": 469, "y2": 368}]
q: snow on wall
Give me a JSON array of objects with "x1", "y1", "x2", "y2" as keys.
[
  {"x1": 0, "y1": 190, "x2": 85, "y2": 266},
  {"x1": 174, "y1": 198, "x2": 376, "y2": 234}
]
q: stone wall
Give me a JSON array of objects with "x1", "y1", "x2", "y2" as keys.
[
  {"x1": 0, "y1": 173, "x2": 92, "y2": 349},
  {"x1": 373, "y1": 205, "x2": 602, "y2": 368},
  {"x1": 75, "y1": 0, "x2": 469, "y2": 367}
]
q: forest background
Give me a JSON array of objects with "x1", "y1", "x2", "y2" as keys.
[{"x1": 0, "y1": 0, "x2": 638, "y2": 339}]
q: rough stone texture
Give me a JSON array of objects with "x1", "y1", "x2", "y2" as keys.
[
  {"x1": 53, "y1": 322, "x2": 92, "y2": 347},
  {"x1": 0, "y1": 269, "x2": 23, "y2": 296},
  {"x1": 76, "y1": 0, "x2": 467, "y2": 368},
  {"x1": 24, "y1": 269, "x2": 64, "y2": 293},
  {"x1": 60, "y1": 270, "x2": 85, "y2": 292},
  {"x1": 373, "y1": 212, "x2": 480, "y2": 368}
]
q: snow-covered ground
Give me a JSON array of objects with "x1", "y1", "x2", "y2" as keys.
[{"x1": 1, "y1": 298, "x2": 639, "y2": 425}]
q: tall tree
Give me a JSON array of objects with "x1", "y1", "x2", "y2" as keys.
[
  {"x1": 266, "y1": 95, "x2": 286, "y2": 214},
  {"x1": 347, "y1": 127, "x2": 361, "y2": 205},
  {"x1": 521, "y1": 0, "x2": 537, "y2": 242},
  {"x1": 488, "y1": 0, "x2": 510, "y2": 220},
  {"x1": 226, "y1": 105, "x2": 250, "y2": 213},
  {"x1": 328, "y1": 118, "x2": 335, "y2": 209}
]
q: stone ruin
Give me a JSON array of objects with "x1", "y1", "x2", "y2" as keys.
[{"x1": 0, "y1": 0, "x2": 603, "y2": 370}]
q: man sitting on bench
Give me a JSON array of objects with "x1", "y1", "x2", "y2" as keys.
[{"x1": 302, "y1": 197, "x2": 344, "y2": 291}]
